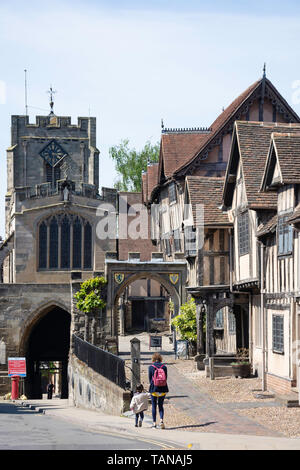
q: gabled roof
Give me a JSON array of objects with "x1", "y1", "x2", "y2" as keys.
[
  {"x1": 261, "y1": 133, "x2": 300, "y2": 190},
  {"x1": 185, "y1": 176, "x2": 231, "y2": 226},
  {"x1": 223, "y1": 121, "x2": 300, "y2": 209},
  {"x1": 158, "y1": 131, "x2": 209, "y2": 181},
  {"x1": 174, "y1": 77, "x2": 300, "y2": 177}
]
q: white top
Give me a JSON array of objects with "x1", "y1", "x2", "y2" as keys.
[{"x1": 130, "y1": 392, "x2": 150, "y2": 413}]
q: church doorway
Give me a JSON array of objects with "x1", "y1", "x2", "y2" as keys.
[{"x1": 24, "y1": 306, "x2": 71, "y2": 399}]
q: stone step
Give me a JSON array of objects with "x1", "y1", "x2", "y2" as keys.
[{"x1": 275, "y1": 393, "x2": 300, "y2": 408}]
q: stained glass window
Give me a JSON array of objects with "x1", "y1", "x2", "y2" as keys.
[
  {"x1": 49, "y1": 217, "x2": 58, "y2": 268},
  {"x1": 61, "y1": 216, "x2": 70, "y2": 269},
  {"x1": 84, "y1": 222, "x2": 92, "y2": 269},
  {"x1": 38, "y1": 214, "x2": 92, "y2": 271},
  {"x1": 73, "y1": 217, "x2": 82, "y2": 269},
  {"x1": 39, "y1": 222, "x2": 47, "y2": 269}
]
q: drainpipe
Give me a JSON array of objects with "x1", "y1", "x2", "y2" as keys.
[{"x1": 260, "y1": 241, "x2": 266, "y2": 391}]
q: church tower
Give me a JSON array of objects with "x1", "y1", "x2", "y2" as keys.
[{"x1": 3, "y1": 112, "x2": 117, "y2": 283}]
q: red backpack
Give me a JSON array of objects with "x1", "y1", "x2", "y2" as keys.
[{"x1": 152, "y1": 364, "x2": 167, "y2": 387}]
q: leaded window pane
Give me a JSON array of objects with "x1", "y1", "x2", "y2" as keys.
[
  {"x1": 215, "y1": 309, "x2": 224, "y2": 328},
  {"x1": 73, "y1": 217, "x2": 82, "y2": 269},
  {"x1": 272, "y1": 315, "x2": 284, "y2": 353},
  {"x1": 173, "y1": 228, "x2": 181, "y2": 252},
  {"x1": 278, "y1": 216, "x2": 293, "y2": 255},
  {"x1": 61, "y1": 216, "x2": 70, "y2": 269},
  {"x1": 228, "y1": 310, "x2": 236, "y2": 335},
  {"x1": 49, "y1": 217, "x2": 58, "y2": 268},
  {"x1": 84, "y1": 222, "x2": 92, "y2": 269},
  {"x1": 168, "y1": 182, "x2": 177, "y2": 204},
  {"x1": 238, "y1": 212, "x2": 249, "y2": 256},
  {"x1": 39, "y1": 222, "x2": 47, "y2": 269}
]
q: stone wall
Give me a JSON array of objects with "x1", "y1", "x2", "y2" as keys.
[
  {"x1": 68, "y1": 354, "x2": 131, "y2": 415},
  {"x1": 0, "y1": 283, "x2": 71, "y2": 395}
]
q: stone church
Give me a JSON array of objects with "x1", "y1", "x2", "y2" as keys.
[{"x1": 0, "y1": 111, "x2": 119, "y2": 397}]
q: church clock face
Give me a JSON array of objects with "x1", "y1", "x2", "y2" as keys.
[{"x1": 39, "y1": 140, "x2": 68, "y2": 167}]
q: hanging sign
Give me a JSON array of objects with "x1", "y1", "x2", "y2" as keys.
[{"x1": 8, "y1": 357, "x2": 27, "y2": 377}]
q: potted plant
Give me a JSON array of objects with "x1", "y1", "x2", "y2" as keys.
[{"x1": 231, "y1": 348, "x2": 251, "y2": 378}]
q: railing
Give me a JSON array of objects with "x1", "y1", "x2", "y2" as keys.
[{"x1": 73, "y1": 334, "x2": 127, "y2": 390}]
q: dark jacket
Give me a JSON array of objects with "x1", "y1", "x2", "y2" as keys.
[{"x1": 148, "y1": 362, "x2": 169, "y2": 393}]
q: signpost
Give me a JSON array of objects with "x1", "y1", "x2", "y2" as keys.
[{"x1": 8, "y1": 357, "x2": 26, "y2": 400}]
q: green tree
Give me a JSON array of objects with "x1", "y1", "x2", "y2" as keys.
[
  {"x1": 109, "y1": 139, "x2": 160, "y2": 192},
  {"x1": 75, "y1": 277, "x2": 107, "y2": 314},
  {"x1": 171, "y1": 298, "x2": 197, "y2": 343}
]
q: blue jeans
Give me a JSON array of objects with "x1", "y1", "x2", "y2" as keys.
[
  {"x1": 151, "y1": 395, "x2": 165, "y2": 422},
  {"x1": 135, "y1": 411, "x2": 144, "y2": 425}
]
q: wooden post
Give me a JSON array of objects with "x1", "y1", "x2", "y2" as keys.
[{"x1": 130, "y1": 337, "x2": 141, "y2": 393}]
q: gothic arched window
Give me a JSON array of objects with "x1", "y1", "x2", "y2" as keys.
[{"x1": 38, "y1": 213, "x2": 93, "y2": 271}]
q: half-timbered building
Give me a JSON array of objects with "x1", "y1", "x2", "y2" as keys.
[
  {"x1": 223, "y1": 122, "x2": 300, "y2": 395},
  {"x1": 142, "y1": 72, "x2": 300, "y2": 362}
]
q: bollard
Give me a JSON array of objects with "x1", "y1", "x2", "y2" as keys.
[
  {"x1": 11, "y1": 376, "x2": 20, "y2": 400},
  {"x1": 209, "y1": 357, "x2": 215, "y2": 380}
]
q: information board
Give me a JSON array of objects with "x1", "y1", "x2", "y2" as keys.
[
  {"x1": 149, "y1": 335, "x2": 162, "y2": 349},
  {"x1": 8, "y1": 357, "x2": 26, "y2": 377}
]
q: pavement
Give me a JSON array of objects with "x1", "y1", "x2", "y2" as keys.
[
  {"x1": 11, "y1": 398, "x2": 300, "y2": 450},
  {"x1": 7, "y1": 332, "x2": 300, "y2": 450}
]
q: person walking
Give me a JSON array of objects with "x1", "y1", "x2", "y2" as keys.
[
  {"x1": 148, "y1": 352, "x2": 168, "y2": 429},
  {"x1": 130, "y1": 384, "x2": 150, "y2": 427},
  {"x1": 47, "y1": 382, "x2": 55, "y2": 399}
]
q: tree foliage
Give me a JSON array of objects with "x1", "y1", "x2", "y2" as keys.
[
  {"x1": 75, "y1": 277, "x2": 107, "y2": 314},
  {"x1": 109, "y1": 139, "x2": 160, "y2": 192},
  {"x1": 171, "y1": 298, "x2": 197, "y2": 343}
]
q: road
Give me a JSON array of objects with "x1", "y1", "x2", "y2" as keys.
[{"x1": 0, "y1": 402, "x2": 169, "y2": 450}]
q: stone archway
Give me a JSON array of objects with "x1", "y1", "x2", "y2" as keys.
[
  {"x1": 113, "y1": 272, "x2": 181, "y2": 335},
  {"x1": 105, "y1": 258, "x2": 187, "y2": 338},
  {"x1": 20, "y1": 302, "x2": 71, "y2": 399}
]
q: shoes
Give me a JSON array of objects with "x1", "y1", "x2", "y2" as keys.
[
  {"x1": 139, "y1": 420, "x2": 143, "y2": 427},
  {"x1": 135, "y1": 424, "x2": 138, "y2": 427},
  {"x1": 160, "y1": 421, "x2": 165, "y2": 429},
  {"x1": 151, "y1": 423, "x2": 156, "y2": 428}
]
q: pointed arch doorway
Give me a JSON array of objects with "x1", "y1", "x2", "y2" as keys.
[{"x1": 22, "y1": 305, "x2": 71, "y2": 399}]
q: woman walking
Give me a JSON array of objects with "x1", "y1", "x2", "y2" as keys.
[{"x1": 148, "y1": 352, "x2": 168, "y2": 429}]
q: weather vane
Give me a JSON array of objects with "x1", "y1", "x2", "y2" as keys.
[{"x1": 47, "y1": 85, "x2": 56, "y2": 115}]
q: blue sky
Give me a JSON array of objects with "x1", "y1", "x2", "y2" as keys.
[{"x1": 0, "y1": 0, "x2": 300, "y2": 237}]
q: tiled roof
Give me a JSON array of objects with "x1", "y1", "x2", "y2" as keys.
[
  {"x1": 273, "y1": 133, "x2": 300, "y2": 184},
  {"x1": 226, "y1": 121, "x2": 300, "y2": 208},
  {"x1": 160, "y1": 132, "x2": 209, "y2": 179},
  {"x1": 257, "y1": 214, "x2": 277, "y2": 237},
  {"x1": 287, "y1": 203, "x2": 300, "y2": 224},
  {"x1": 174, "y1": 79, "x2": 262, "y2": 175},
  {"x1": 186, "y1": 176, "x2": 231, "y2": 226}
]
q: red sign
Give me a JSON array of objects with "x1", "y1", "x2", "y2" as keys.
[{"x1": 8, "y1": 357, "x2": 26, "y2": 377}]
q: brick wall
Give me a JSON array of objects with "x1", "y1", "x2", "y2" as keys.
[
  {"x1": 266, "y1": 372, "x2": 295, "y2": 395},
  {"x1": 118, "y1": 192, "x2": 157, "y2": 262}
]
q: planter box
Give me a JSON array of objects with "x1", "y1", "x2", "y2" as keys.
[{"x1": 232, "y1": 363, "x2": 251, "y2": 378}]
